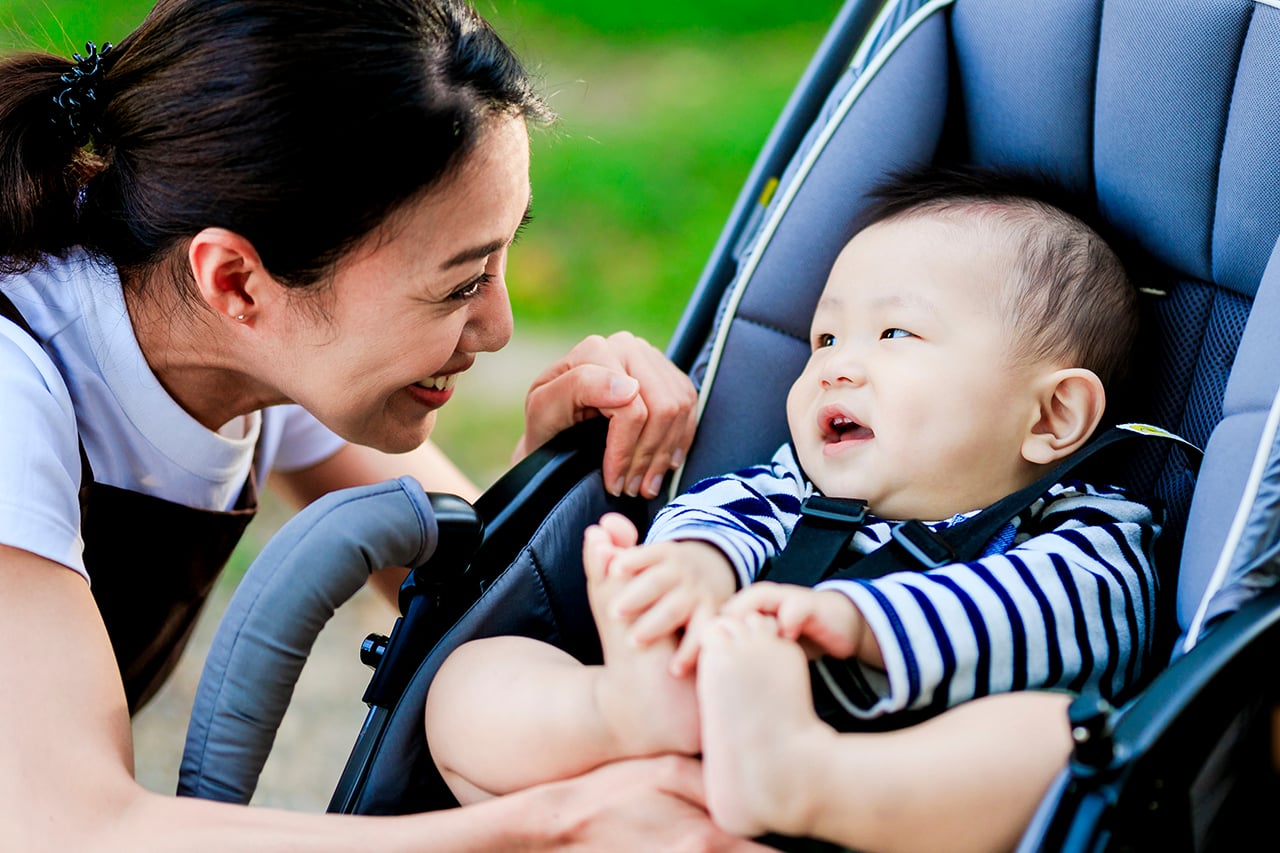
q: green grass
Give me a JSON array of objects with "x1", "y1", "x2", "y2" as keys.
[{"x1": 3, "y1": 0, "x2": 841, "y2": 488}]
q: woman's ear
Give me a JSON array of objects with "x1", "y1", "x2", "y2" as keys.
[
  {"x1": 1022, "y1": 368, "x2": 1106, "y2": 465},
  {"x1": 187, "y1": 228, "x2": 266, "y2": 324}
]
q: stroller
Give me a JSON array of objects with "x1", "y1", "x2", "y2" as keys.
[{"x1": 176, "y1": 0, "x2": 1280, "y2": 849}]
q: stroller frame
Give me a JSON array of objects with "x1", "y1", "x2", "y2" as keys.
[{"x1": 177, "y1": 1, "x2": 1280, "y2": 850}]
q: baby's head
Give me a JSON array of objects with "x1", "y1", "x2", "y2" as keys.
[{"x1": 786, "y1": 166, "x2": 1137, "y2": 520}]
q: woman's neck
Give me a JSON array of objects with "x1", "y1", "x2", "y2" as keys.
[{"x1": 122, "y1": 273, "x2": 285, "y2": 432}]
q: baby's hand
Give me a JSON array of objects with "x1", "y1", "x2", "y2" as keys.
[
  {"x1": 605, "y1": 538, "x2": 737, "y2": 676},
  {"x1": 720, "y1": 582, "x2": 865, "y2": 662}
]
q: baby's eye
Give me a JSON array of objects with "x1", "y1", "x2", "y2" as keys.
[
  {"x1": 814, "y1": 332, "x2": 837, "y2": 349},
  {"x1": 880, "y1": 328, "x2": 913, "y2": 340}
]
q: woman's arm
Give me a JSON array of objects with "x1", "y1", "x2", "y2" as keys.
[{"x1": 0, "y1": 545, "x2": 764, "y2": 852}]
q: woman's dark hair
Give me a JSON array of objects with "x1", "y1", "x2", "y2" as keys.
[{"x1": 0, "y1": 0, "x2": 551, "y2": 289}]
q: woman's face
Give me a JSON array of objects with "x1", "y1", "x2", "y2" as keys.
[{"x1": 267, "y1": 116, "x2": 529, "y2": 452}]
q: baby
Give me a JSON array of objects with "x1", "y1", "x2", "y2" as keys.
[{"x1": 423, "y1": 167, "x2": 1160, "y2": 842}]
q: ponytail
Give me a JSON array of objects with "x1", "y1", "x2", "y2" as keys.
[
  {"x1": 0, "y1": 48, "x2": 108, "y2": 275},
  {"x1": 1, "y1": 1, "x2": 551, "y2": 292}
]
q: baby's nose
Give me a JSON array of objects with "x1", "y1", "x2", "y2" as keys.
[{"x1": 820, "y1": 356, "x2": 867, "y2": 387}]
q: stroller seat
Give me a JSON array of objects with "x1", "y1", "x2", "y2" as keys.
[{"x1": 178, "y1": 0, "x2": 1280, "y2": 849}]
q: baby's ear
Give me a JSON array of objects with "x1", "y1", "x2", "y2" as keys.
[{"x1": 1022, "y1": 368, "x2": 1106, "y2": 465}]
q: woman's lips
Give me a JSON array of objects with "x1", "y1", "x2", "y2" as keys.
[{"x1": 406, "y1": 372, "x2": 460, "y2": 408}]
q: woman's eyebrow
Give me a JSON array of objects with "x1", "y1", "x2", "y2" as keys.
[{"x1": 440, "y1": 201, "x2": 534, "y2": 270}]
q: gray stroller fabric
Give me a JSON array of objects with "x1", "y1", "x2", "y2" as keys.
[
  {"x1": 1177, "y1": 235, "x2": 1280, "y2": 638},
  {"x1": 177, "y1": 476, "x2": 439, "y2": 804},
  {"x1": 1189, "y1": 386, "x2": 1280, "y2": 639}
]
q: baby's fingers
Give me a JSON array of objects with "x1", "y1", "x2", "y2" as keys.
[
  {"x1": 668, "y1": 608, "x2": 713, "y2": 677},
  {"x1": 719, "y1": 581, "x2": 789, "y2": 618},
  {"x1": 627, "y1": 589, "x2": 694, "y2": 647}
]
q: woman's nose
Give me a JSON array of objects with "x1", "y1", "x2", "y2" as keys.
[{"x1": 463, "y1": 276, "x2": 514, "y2": 354}]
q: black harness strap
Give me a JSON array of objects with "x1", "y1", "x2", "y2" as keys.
[
  {"x1": 758, "y1": 425, "x2": 1200, "y2": 587},
  {"x1": 756, "y1": 493, "x2": 868, "y2": 587}
]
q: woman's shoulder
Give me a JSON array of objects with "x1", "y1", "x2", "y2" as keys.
[{"x1": 0, "y1": 304, "x2": 77, "y2": 419}]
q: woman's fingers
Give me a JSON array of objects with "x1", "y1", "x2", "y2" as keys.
[
  {"x1": 598, "y1": 333, "x2": 697, "y2": 498},
  {"x1": 514, "y1": 333, "x2": 696, "y2": 499}
]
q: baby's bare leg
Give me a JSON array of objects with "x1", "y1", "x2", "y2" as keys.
[
  {"x1": 425, "y1": 524, "x2": 698, "y2": 804},
  {"x1": 697, "y1": 614, "x2": 1073, "y2": 852}
]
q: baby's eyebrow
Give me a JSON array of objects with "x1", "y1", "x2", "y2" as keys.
[
  {"x1": 868, "y1": 291, "x2": 938, "y2": 316},
  {"x1": 814, "y1": 294, "x2": 845, "y2": 314}
]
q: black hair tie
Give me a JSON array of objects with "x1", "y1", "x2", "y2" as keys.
[{"x1": 52, "y1": 41, "x2": 113, "y2": 147}]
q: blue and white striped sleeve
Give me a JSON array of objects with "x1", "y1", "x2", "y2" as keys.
[
  {"x1": 645, "y1": 444, "x2": 808, "y2": 588},
  {"x1": 816, "y1": 483, "x2": 1161, "y2": 719}
]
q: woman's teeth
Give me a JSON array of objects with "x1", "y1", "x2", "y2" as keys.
[{"x1": 415, "y1": 374, "x2": 457, "y2": 391}]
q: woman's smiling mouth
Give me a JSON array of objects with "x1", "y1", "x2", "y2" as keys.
[
  {"x1": 414, "y1": 373, "x2": 458, "y2": 391},
  {"x1": 406, "y1": 369, "x2": 466, "y2": 408}
]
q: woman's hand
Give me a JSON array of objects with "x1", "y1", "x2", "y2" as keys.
[
  {"x1": 526, "y1": 755, "x2": 772, "y2": 851},
  {"x1": 514, "y1": 332, "x2": 698, "y2": 499}
]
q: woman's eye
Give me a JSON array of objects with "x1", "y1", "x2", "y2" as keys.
[
  {"x1": 815, "y1": 333, "x2": 836, "y2": 349},
  {"x1": 452, "y1": 272, "x2": 494, "y2": 300},
  {"x1": 881, "y1": 328, "x2": 912, "y2": 340}
]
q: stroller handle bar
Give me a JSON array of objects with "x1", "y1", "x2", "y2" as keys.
[{"x1": 177, "y1": 476, "x2": 442, "y2": 804}]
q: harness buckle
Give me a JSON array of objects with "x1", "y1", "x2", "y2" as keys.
[
  {"x1": 890, "y1": 520, "x2": 956, "y2": 569},
  {"x1": 800, "y1": 495, "x2": 868, "y2": 526}
]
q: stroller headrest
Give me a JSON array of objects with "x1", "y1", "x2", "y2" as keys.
[{"x1": 952, "y1": 0, "x2": 1280, "y2": 299}]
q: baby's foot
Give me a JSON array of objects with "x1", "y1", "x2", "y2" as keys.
[
  {"x1": 697, "y1": 613, "x2": 832, "y2": 838},
  {"x1": 583, "y1": 520, "x2": 700, "y2": 757}
]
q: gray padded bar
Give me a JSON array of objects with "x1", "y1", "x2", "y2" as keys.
[{"x1": 177, "y1": 476, "x2": 438, "y2": 803}]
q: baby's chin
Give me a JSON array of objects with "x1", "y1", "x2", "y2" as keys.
[{"x1": 810, "y1": 481, "x2": 959, "y2": 523}]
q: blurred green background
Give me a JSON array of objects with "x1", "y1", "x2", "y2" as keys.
[{"x1": 1, "y1": 0, "x2": 841, "y2": 490}]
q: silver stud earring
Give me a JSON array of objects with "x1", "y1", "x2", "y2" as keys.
[{"x1": 235, "y1": 314, "x2": 246, "y2": 321}]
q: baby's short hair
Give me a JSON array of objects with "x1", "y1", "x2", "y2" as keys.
[{"x1": 857, "y1": 166, "x2": 1138, "y2": 389}]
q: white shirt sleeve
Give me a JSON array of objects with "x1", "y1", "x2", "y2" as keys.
[{"x1": 0, "y1": 323, "x2": 89, "y2": 580}]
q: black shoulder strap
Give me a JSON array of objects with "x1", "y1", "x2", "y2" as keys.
[
  {"x1": 759, "y1": 425, "x2": 1200, "y2": 587},
  {"x1": 755, "y1": 494, "x2": 868, "y2": 587}
]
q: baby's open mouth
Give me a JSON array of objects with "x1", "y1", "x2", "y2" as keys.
[{"x1": 821, "y1": 411, "x2": 873, "y2": 443}]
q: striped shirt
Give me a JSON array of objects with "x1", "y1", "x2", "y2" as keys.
[{"x1": 648, "y1": 444, "x2": 1161, "y2": 719}]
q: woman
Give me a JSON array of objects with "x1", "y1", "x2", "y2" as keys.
[{"x1": 0, "y1": 0, "x2": 761, "y2": 848}]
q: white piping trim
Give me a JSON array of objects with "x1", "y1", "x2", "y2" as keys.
[
  {"x1": 667, "y1": 0, "x2": 955, "y2": 501},
  {"x1": 849, "y1": 0, "x2": 913, "y2": 72},
  {"x1": 1182, "y1": 384, "x2": 1280, "y2": 652}
]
